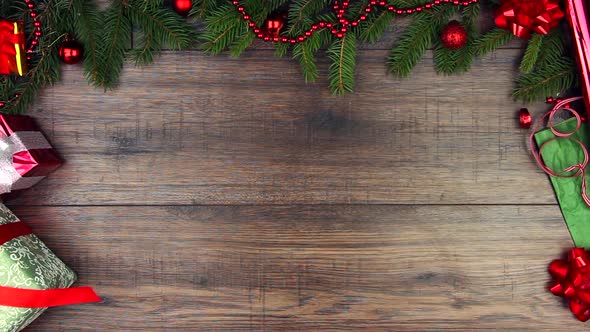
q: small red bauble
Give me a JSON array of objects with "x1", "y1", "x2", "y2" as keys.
[
  {"x1": 440, "y1": 20, "x2": 468, "y2": 50},
  {"x1": 263, "y1": 11, "x2": 288, "y2": 38},
  {"x1": 172, "y1": 0, "x2": 192, "y2": 16},
  {"x1": 519, "y1": 108, "x2": 532, "y2": 129},
  {"x1": 58, "y1": 39, "x2": 84, "y2": 65}
]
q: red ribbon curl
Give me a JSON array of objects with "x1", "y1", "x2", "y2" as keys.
[
  {"x1": 0, "y1": 221, "x2": 101, "y2": 308},
  {"x1": 0, "y1": 20, "x2": 24, "y2": 75},
  {"x1": 549, "y1": 248, "x2": 590, "y2": 322},
  {"x1": 495, "y1": 0, "x2": 565, "y2": 39}
]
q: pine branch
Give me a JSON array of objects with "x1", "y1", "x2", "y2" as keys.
[
  {"x1": 64, "y1": 0, "x2": 104, "y2": 89},
  {"x1": 536, "y1": 28, "x2": 565, "y2": 67},
  {"x1": 95, "y1": 1, "x2": 131, "y2": 89},
  {"x1": 293, "y1": 29, "x2": 327, "y2": 83},
  {"x1": 328, "y1": 33, "x2": 357, "y2": 95},
  {"x1": 359, "y1": 9, "x2": 394, "y2": 43},
  {"x1": 274, "y1": 42, "x2": 290, "y2": 57},
  {"x1": 229, "y1": 30, "x2": 254, "y2": 57},
  {"x1": 201, "y1": 4, "x2": 246, "y2": 55},
  {"x1": 433, "y1": 4, "x2": 479, "y2": 76},
  {"x1": 191, "y1": 0, "x2": 222, "y2": 19},
  {"x1": 128, "y1": 2, "x2": 196, "y2": 50},
  {"x1": 286, "y1": 0, "x2": 328, "y2": 36},
  {"x1": 388, "y1": 5, "x2": 456, "y2": 77},
  {"x1": 473, "y1": 28, "x2": 514, "y2": 56},
  {"x1": 513, "y1": 59, "x2": 577, "y2": 102},
  {"x1": 519, "y1": 33, "x2": 543, "y2": 74}
]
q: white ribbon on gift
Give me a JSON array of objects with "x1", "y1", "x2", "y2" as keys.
[{"x1": 0, "y1": 131, "x2": 52, "y2": 194}]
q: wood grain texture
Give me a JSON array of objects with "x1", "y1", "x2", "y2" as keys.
[
  {"x1": 7, "y1": 205, "x2": 574, "y2": 331},
  {"x1": 13, "y1": 49, "x2": 550, "y2": 206},
  {"x1": 5, "y1": 16, "x2": 575, "y2": 330}
]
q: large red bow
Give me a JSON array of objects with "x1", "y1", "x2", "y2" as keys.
[
  {"x1": 0, "y1": 20, "x2": 24, "y2": 75},
  {"x1": 495, "y1": 0, "x2": 565, "y2": 39},
  {"x1": 549, "y1": 248, "x2": 590, "y2": 322}
]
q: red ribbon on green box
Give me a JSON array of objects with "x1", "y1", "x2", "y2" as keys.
[{"x1": 0, "y1": 221, "x2": 101, "y2": 308}]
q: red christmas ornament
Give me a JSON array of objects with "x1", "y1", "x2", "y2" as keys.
[
  {"x1": 172, "y1": 0, "x2": 192, "y2": 16},
  {"x1": 440, "y1": 21, "x2": 468, "y2": 50},
  {"x1": 495, "y1": 0, "x2": 564, "y2": 39},
  {"x1": 58, "y1": 39, "x2": 84, "y2": 65},
  {"x1": 518, "y1": 108, "x2": 532, "y2": 129},
  {"x1": 263, "y1": 11, "x2": 287, "y2": 39}
]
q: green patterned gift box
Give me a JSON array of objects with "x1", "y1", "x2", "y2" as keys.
[{"x1": 0, "y1": 204, "x2": 77, "y2": 332}]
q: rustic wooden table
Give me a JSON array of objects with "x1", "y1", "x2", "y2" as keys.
[{"x1": 11, "y1": 25, "x2": 578, "y2": 331}]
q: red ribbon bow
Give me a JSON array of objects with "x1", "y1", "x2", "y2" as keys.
[
  {"x1": 549, "y1": 248, "x2": 590, "y2": 322},
  {"x1": 0, "y1": 20, "x2": 24, "y2": 75},
  {"x1": 495, "y1": 0, "x2": 565, "y2": 39}
]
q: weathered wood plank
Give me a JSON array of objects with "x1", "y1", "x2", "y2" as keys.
[
  {"x1": 10, "y1": 205, "x2": 572, "y2": 331},
  {"x1": 15, "y1": 49, "x2": 549, "y2": 205}
]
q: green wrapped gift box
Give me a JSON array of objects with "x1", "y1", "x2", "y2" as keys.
[
  {"x1": 0, "y1": 204, "x2": 77, "y2": 332},
  {"x1": 534, "y1": 118, "x2": 590, "y2": 248}
]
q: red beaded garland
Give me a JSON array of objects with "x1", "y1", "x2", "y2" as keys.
[
  {"x1": 233, "y1": 0, "x2": 479, "y2": 43},
  {"x1": 0, "y1": 0, "x2": 42, "y2": 108}
]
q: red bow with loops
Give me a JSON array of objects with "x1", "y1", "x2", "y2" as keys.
[
  {"x1": 549, "y1": 248, "x2": 590, "y2": 322},
  {"x1": 495, "y1": 0, "x2": 564, "y2": 38}
]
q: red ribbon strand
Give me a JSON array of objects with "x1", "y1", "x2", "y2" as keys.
[
  {"x1": 549, "y1": 248, "x2": 590, "y2": 321},
  {"x1": 495, "y1": 0, "x2": 564, "y2": 38},
  {"x1": 0, "y1": 221, "x2": 101, "y2": 308},
  {"x1": 0, "y1": 286, "x2": 101, "y2": 308},
  {"x1": 529, "y1": 96, "x2": 590, "y2": 207}
]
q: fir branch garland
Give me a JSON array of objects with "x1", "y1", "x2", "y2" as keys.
[{"x1": 0, "y1": 0, "x2": 583, "y2": 110}]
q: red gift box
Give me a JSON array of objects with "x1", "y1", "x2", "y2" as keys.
[
  {"x1": 566, "y1": 0, "x2": 590, "y2": 120},
  {"x1": 0, "y1": 114, "x2": 61, "y2": 197}
]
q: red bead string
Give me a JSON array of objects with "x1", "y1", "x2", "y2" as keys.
[
  {"x1": 25, "y1": 0, "x2": 43, "y2": 55},
  {"x1": 232, "y1": 0, "x2": 479, "y2": 43},
  {"x1": 0, "y1": 0, "x2": 42, "y2": 108}
]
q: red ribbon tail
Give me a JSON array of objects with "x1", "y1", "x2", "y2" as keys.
[{"x1": 0, "y1": 286, "x2": 101, "y2": 308}]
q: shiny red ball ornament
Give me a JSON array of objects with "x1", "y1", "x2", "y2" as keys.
[
  {"x1": 440, "y1": 20, "x2": 468, "y2": 50},
  {"x1": 58, "y1": 39, "x2": 84, "y2": 65},
  {"x1": 263, "y1": 11, "x2": 288, "y2": 38},
  {"x1": 172, "y1": 0, "x2": 192, "y2": 16}
]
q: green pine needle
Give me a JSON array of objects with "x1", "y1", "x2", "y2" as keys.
[
  {"x1": 359, "y1": 10, "x2": 394, "y2": 43},
  {"x1": 519, "y1": 33, "x2": 543, "y2": 74},
  {"x1": 201, "y1": 4, "x2": 246, "y2": 55},
  {"x1": 274, "y1": 43, "x2": 290, "y2": 57},
  {"x1": 388, "y1": 5, "x2": 456, "y2": 77},
  {"x1": 473, "y1": 28, "x2": 514, "y2": 56},
  {"x1": 328, "y1": 33, "x2": 357, "y2": 95},
  {"x1": 536, "y1": 28, "x2": 565, "y2": 67},
  {"x1": 513, "y1": 59, "x2": 577, "y2": 102},
  {"x1": 95, "y1": 1, "x2": 131, "y2": 89}
]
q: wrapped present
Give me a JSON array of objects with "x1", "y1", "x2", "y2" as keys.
[
  {"x1": 0, "y1": 204, "x2": 99, "y2": 331},
  {"x1": 0, "y1": 20, "x2": 27, "y2": 76},
  {"x1": 0, "y1": 114, "x2": 62, "y2": 197},
  {"x1": 565, "y1": 0, "x2": 590, "y2": 122}
]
